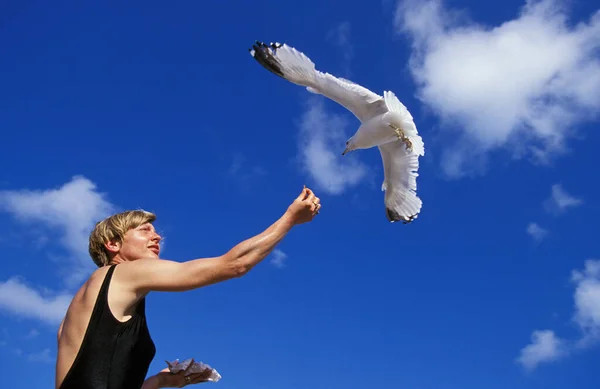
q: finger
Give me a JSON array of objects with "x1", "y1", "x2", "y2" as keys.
[
  {"x1": 200, "y1": 368, "x2": 214, "y2": 378},
  {"x1": 191, "y1": 375, "x2": 209, "y2": 384},
  {"x1": 305, "y1": 190, "x2": 315, "y2": 204},
  {"x1": 179, "y1": 372, "x2": 196, "y2": 387},
  {"x1": 313, "y1": 204, "x2": 321, "y2": 215},
  {"x1": 297, "y1": 186, "x2": 309, "y2": 201},
  {"x1": 187, "y1": 375, "x2": 203, "y2": 383},
  {"x1": 314, "y1": 196, "x2": 320, "y2": 205}
]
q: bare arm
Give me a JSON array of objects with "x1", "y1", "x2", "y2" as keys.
[
  {"x1": 57, "y1": 318, "x2": 64, "y2": 342},
  {"x1": 122, "y1": 187, "x2": 321, "y2": 293}
]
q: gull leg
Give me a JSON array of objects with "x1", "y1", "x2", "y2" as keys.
[{"x1": 389, "y1": 124, "x2": 413, "y2": 151}]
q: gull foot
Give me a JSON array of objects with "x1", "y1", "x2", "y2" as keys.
[{"x1": 389, "y1": 124, "x2": 413, "y2": 152}]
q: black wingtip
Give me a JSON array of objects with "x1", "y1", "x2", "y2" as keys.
[
  {"x1": 386, "y1": 208, "x2": 419, "y2": 224},
  {"x1": 248, "y1": 40, "x2": 286, "y2": 79}
]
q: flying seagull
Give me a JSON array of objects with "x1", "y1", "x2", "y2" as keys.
[{"x1": 249, "y1": 41, "x2": 425, "y2": 223}]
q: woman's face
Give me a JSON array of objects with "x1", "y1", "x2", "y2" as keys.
[{"x1": 113, "y1": 223, "x2": 162, "y2": 261}]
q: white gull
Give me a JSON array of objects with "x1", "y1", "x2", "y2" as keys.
[{"x1": 249, "y1": 41, "x2": 425, "y2": 223}]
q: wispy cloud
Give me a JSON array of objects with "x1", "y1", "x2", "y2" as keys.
[
  {"x1": 326, "y1": 21, "x2": 354, "y2": 76},
  {"x1": 0, "y1": 176, "x2": 117, "y2": 326},
  {"x1": 270, "y1": 249, "x2": 288, "y2": 269},
  {"x1": 25, "y1": 329, "x2": 40, "y2": 339},
  {"x1": 517, "y1": 330, "x2": 566, "y2": 370},
  {"x1": 395, "y1": 0, "x2": 600, "y2": 178},
  {"x1": 297, "y1": 97, "x2": 369, "y2": 195},
  {"x1": 0, "y1": 175, "x2": 116, "y2": 285},
  {"x1": 543, "y1": 184, "x2": 583, "y2": 215},
  {"x1": 571, "y1": 260, "x2": 600, "y2": 346},
  {"x1": 526, "y1": 222, "x2": 548, "y2": 242},
  {"x1": 27, "y1": 348, "x2": 53, "y2": 363},
  {"x1": 0, "y1": 277, "x2": 72, "y2": 326},
  {"x1": 229, "y1": 153, "x2": 267, "y2": 190},
  {"x1": 295, "y1": 26, "x2": 371, "y2": 195},
  {"x1": 517, "y1": 259, "x2": 600, "y2": 370}
]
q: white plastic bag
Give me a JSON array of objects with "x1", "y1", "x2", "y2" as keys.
[{"x1": 166, "y1": 358, "x2": 222, "y2": 382}]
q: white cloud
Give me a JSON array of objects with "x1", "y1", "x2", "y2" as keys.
[
  {"x1": 27, "y1": 348, "x2": 53, "y2": 363},
  {"x1": 0, "y1": 176, "x2": 116, "y2": 326},
  {"x1": 543, "y1": 184, "x2": 583, "y2": 214},
  {"x1": 270, "y1": 249, "x2": 288, "y2": 269},
  {"x1": 517, "y1": 330, "x2": 565, "y2": 370},
  {"x1": 517, "y1": 259, "x2": 600, "y2": 369},
  {"x1": 0, "y1": 175, "x2": 116, "y2": 285},
  {"x1": 295, "y1": 26, "x2": 372, "y2": 194},
  {"x1": 298, "y1": 97, "x2": 370, "y2": 195},
  {"x1": 395, "y1": 0, "x2": 600, "y2": 178},
  {"x1": 517, "y1": 330, "x2": 566, "y2": 370},
  {"x1": 0, "y1": 277, "x2": 71, "y2": 326},
  {"x1": 526, "y1": 222, "x2": 548, "y2": 242},
  {"x1": 571, "y1": 259, "x2": 600, "y2": 346}
]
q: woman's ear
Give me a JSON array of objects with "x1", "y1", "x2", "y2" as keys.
[{"x1": 104, "y1": 240, "x2": 121, "y2": 254}]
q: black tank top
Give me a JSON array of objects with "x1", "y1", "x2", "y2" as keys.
[{"x1": 59, "y1": 264, "x2": 156, "y2": 389}]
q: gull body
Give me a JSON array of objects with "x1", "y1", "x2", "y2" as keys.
[
  {"x1": 249, "y1": 41, "x2": 425, "y2": 223},
  {"x1": 344, "y1": 108, "x2": 422, "y2": 155}
]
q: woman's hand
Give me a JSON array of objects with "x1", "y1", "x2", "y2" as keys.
[
  {"x1": 157, "y1": 368, "x2": 213, "y2": 387},
  {"x1": 285, "y1": 186, "x2": 321, "y2": 225},
  {"x1": 143, "y1": 359, "x2": 215, "y2": 388}
]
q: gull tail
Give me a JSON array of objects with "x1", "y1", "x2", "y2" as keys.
[
  {"x1": 385, "y1": 187, "x2": 422, "y2": 224},
  {"x1": 249, "y1": 41, "x2": 320, "y2": 92},
  {"x1": 381, "y1": 150, "x2": 422, "y2": 224},
  {"x1": 386, "y1": 207, "x2": 420, "y2": 224}
]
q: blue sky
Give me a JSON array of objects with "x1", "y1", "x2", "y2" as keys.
[{"x1": 1, "y1": 0, "x2": 599, "y2": 388}]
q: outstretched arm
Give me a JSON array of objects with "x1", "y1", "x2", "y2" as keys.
[{"x1": 121, "y1": 187, "x2": 321, "y2": 293}]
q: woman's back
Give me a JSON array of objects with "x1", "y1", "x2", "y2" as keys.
[{"x1": 55, "y1": 265, "x2": 155, "y2": 389}]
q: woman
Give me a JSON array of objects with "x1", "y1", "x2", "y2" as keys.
[{"x1": 55, "y1": 186, "x2": 321, "y2": 388}]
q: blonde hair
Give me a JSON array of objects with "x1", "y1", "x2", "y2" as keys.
[{"x1": 88, "y1": 209, "x2": 156, "y2": 267}]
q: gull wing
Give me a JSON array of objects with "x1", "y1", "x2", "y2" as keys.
[
  {"x1": 249, "y1": 41, "x2": 388, "y2": 122},
  {"x1": 378, "y1": 140, "x2": 423, "y2": 223}
]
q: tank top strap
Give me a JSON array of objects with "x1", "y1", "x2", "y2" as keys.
[{"x1": 96, "y1": 264, "x2": 118, "y2": 307}]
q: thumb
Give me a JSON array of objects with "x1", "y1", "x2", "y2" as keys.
[{"x1": 297, "y1": 186, "x2": 308, "y2": 200}]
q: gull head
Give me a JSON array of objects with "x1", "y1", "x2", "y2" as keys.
[{"x1": 341, "y1": 138, "x2": 356, "y2": 156}]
